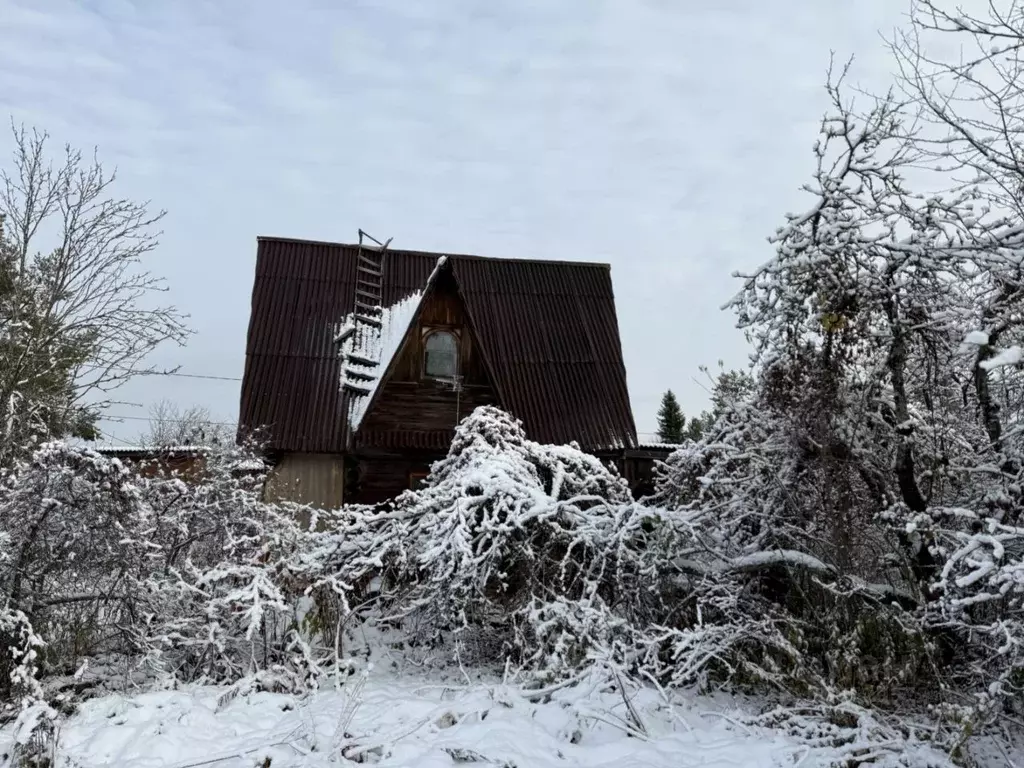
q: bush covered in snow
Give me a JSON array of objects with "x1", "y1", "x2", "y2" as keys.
[
  {"x1": 2, "y1": 404, "x2": 887, "y2": 717},
  {"x1": 0, "y1": 410, "x2": 656, "y2": 711},
  {"x1": 256, "y1": 407, "x2": 667, "y2": 681},
  {"x1": 0, "y1": 439, "x2": 325, "y2": 716},
  {"x1": 285, "y1": 405, "x2": 838, "y2": 694},
  {"x1": 652, "y1": 370, "x2": 936, "y2": 697},
  {"x1": 357, "y1": 407, "x2": 649, "y2": 668},
  {"x1": 0, "y1": 400, "x2": 1005, "y2": 764}
]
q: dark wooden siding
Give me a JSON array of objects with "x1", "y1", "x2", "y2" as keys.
[
  {"x1": 356, "y1": 274, "x2": 499, "y2": 452},
  {"x1": 619, "y1": 447, "x2": 675, "y2": 499},
  {"x1": 96, "y1": 448, "x2": 207, "y2": 481},
  {"x1": 357, "y1": 381, "x2": 498, "y2": 447},
  {"x1": 350, "y1": 455, "x2": 435, "y2": 505}
]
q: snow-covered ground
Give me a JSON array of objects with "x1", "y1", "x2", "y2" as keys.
[{"x1": 3, "y1": 664, "x2": 1000, "y2": 768}]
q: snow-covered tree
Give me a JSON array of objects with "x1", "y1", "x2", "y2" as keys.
[
  {"x1": 0, "y1": 437, "x2": 319, "y2": 712},
  {"x1": 648, "y1": 40, "x2": 1024, "y2": 743},
  {"x1": 304, "y1": 407, "x2": 658, "y2": 678},
  {"x1": 880, "y1": 0, "x2": 1024, "y2": 732},
  {"x1": 0, "y1": 123, "x2": 189, "y2": 467},
  {"x1": 0, "y1": 443, "x2": 146, "y2": 708},
  {"x1": 138, "y1": 398, "x2": 232, "y2": 448},
  {"x1": 652, "y1": 358, "x2": 932, "y2": 698},
  {"x1": 678, "y1": 363, "x2": 757, "y2": 442}
]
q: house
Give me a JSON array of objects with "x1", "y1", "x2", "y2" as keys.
[
  {"x1": 92, "y1": 445, "x2": 266, "y2": 482},
  {"x1": 237, "y1": 235, "x2": 657, "y2": 508},
  {"x1": 621, "y1": 441, "x2": 680, "y2": 498},
  {"x1": 92, "y1": 445, "x2": 210, "y2": 480}
]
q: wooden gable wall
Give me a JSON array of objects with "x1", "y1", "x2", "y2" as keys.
[{"x1": 350, "y1": 271, "x2": 500, "y2": 503}]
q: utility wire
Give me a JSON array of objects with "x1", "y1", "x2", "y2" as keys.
[
  {"x1": 79, "y1": 362, "x2": 241, "y2": 382},
  {"x1": 94, "y1": 427, "x2": 147, "y2": 448},
  {"x1": 103, "y1": 414, "x2": 237, "y2": 426},
  {"x1": 143, "y1": 371, "x2": 240, "y2": 382}
]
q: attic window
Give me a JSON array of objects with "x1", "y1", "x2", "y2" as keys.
[{"x1": 423, "y1": 330, "x2": 458, "y2": 379}]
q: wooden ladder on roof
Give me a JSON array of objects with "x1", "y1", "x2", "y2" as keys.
[
  {"x1": 341, "y1": 229, "x2": 392, "y2": 396},
  {"x1": 353, "y1": 229, "x2": 390, "y2": 327}
]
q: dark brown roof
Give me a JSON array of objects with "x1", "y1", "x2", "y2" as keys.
[{"x1": 238, "y1": 237, "x2": 638, "y2": 453}]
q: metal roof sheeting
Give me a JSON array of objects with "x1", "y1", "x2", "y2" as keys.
[{"x1": 238, "y1": 237, "x2": 638, "y2": 453}]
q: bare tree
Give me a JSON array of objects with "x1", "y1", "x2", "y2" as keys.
[
  {"x1": 138, "y1": 398, "x2": 231, "y2": 448},
  {"x1": 0, "y1": 122, "x2": 190, "y2": 465},
  {"x1": 891, "y1": 1, "x2": 1024, "y2": 216}
]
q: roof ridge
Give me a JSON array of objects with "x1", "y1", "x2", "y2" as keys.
[{"x1": 256, "y1": 235, "x2": 611, "y2": 270}]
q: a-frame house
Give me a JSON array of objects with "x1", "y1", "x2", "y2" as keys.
[{"x1": 238, "y1": 235, "x2": 643, "y2": 507}]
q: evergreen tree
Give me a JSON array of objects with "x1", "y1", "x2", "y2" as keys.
[
  {"x1": 685, "y1": 412, "x2": 710, "y2": 441},
  {"x1": 656, "y1": 390, "x2": 685, "y2": 443}
]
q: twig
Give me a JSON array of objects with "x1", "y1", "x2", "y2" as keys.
[
  {"x1": 612, "y1": 667, "x2": 648, "y2": 738},
  {"x1": 520, "y1": 670, "x2": 589, "y2": 702},
  {"x1": 578, "y1": 709, "x2": 649, "y2": 741},
  {"x1": 697, "y1": 709, "x2": 755, "y2": 736},
  {"x1": 161, "y1": 729, "x2": 308, "y2": 768},
  {"x1": 640, "y1": 668, "x2": 693, "y2": 734}
]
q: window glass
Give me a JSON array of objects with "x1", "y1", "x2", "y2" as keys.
[{"x1": 424, "y1": 331, "x2": 458, "y2": 378}]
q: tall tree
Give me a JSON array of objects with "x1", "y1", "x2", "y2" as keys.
[
  {"x1": 685, "y1": 414, "x2": 708, "y2": 441},
  {"x1": 138, "y1": 398, "x2": 232, "y2": 447},
  {"x1": 659, "y1": 43, "x2": 1024, "y2": 738},
  {"x1": 0, "y1": 123, "x2": 190, "y2": 465},
  {"x1": 656, "y1": 390, "x2": 686, "y2": 443},
  {"x1": 681, "y1": 364, "x2": 756, "y2": 442}
]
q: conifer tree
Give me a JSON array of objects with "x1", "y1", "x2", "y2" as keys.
[{"x1": 656, "y1": 390, "x2": 685, "y2": 443}]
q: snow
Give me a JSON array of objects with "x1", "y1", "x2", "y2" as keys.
[
  {"x1": 339, "y1": 291, "x2": 423, "y2": 431},
  {"x1": 963, "y1": 330, "x2": 990, "y2": 346},
  {"x1": 92, "y1": 445, "x2": 210, "y2": 454},
  {"x1": 338, "y1": 256, "x2": 449, "y2": 433},
  {"x1": 333, "y1": 320, "x2": 355, "y2": 344},
  {"x1": 0, "y1": 666, "x2": 958, "y2": 767},
  {"x1": 729, "y1": 549, "x2": 836, "y2": 576},
  {"x1": 230, "y1": 458, "x2": 266, "y2": 472},
  {"x1": 635, "y1": 441, "x2": 686, "y2": 450},
  {"x1": 846, "y1": 576, "x2": 917, "y2": 605},
  {"x1": 979, "y1": 344, "x2": 1024, "y2": 370}
]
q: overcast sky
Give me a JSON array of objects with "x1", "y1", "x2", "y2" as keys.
[{"x1": 0, "y1": 0, "x2": 910, "y2": 443}]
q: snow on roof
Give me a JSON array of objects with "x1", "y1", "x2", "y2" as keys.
[
  {"x1": 634, "y1": 441, "x2": 684, "y2": 451},
  {"x1": 341, "y1": 292, "x2": 422, "y2": 431},
  {"x1": 92, "y1": 445, "x2": 211, "y2": 455},
  {"x1": 229, "y1": 458, "x2": 266, "y2": 471},
  {"x1": 337, "y1": 256, "x2": 450, "y2": 433},
  {"x1": 335, "y1": 256, "x2": 452, "y2": 434}
]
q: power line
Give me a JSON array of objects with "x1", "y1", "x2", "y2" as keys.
[
  {"x1": 102, "y1": 414, "x2": 237, "y2": 426},
  {"x1": 79, "y1": 363, "x2": 241, "y2": 382},
  {"x1": 145, "y1": 371, "x2": 240, "y2": 382},
  {"x1": 119, "y1": 369, "x2": 240, "y2": 382},
  {"x1": 93, "y1": 426, "x2": 150, "y2": 449}
]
